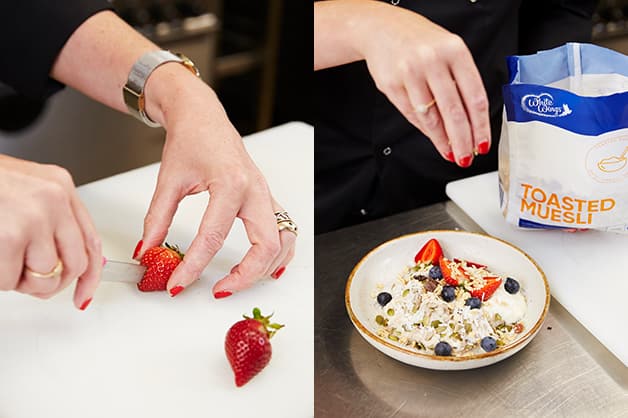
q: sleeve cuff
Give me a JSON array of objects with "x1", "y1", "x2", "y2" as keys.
[{"x1": 0, "y1": 1, "x2": 113, "y2": 100}]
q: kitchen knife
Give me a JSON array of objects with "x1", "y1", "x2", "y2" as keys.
[{"x1": 101, "y1": 259, "x2": 145, "y2": 283}]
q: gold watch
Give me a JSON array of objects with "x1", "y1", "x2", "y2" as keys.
[{"x1": 123, "y1": 50, "x2": 200, "y2": 128}]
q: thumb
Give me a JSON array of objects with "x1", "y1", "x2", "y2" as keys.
[{"x1": 135, "y1": 183, "x2": 181, "y2": 259}]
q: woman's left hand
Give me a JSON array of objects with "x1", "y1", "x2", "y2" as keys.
[{"x1": 135, "y1": 63, "x2": 296, "y2": 297}]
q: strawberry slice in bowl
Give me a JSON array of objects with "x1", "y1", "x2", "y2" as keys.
[{"x1": 465, "y1": 276, "x2": 503, "y2": 301}]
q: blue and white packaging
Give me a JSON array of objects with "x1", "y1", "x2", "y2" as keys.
[{"x1": 498, "y1": 43, "x2": 628, "y2": 232}]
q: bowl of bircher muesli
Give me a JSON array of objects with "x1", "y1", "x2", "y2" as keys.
[{"x1": 345, "y1": 230, "x2": 550, "y2": 370}]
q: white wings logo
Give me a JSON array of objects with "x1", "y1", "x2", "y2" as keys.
[{"x1": 521, "y1": 93, "x2": 572, "y2": 118}]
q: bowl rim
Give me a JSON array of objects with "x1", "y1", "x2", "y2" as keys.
[{"x1": 345, "y1": 230, "x2": 551, "y2": 363}]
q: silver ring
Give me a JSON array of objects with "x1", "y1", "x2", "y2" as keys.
[
  {"x1": 274, "y1": 211, "x2": 298, "y2": 236},
  {"x1": 415, "y1": 99, "x2": 436, "y2": 114},
  {"x1": 24, "y1": 259, "x2": 64, "y2": 279}
]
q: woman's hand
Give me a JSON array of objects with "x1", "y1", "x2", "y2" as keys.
[
  {"x1": 315, "y1": 0, "x2": 491, "y2": 167},
  {"x1": 134, "y1": 63, "x2": 296, "y2": 298},
  {"x1": 0, "y1": 155, "x2": 102, "y2": 309}
]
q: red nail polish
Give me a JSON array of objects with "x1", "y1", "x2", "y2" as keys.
[
  {"x1": 79, "y1": 298, "x2": 92, "y2": 311},
  {"x1": 272, "y1": 266, "x2": 286, "y2": 279},
  {"x1": 214, "y1": 291, "x2": 232, "y2": 299},
  {"x1": 133, "y1": 240, "x2": 143, "y2": 259},
  {"x1": 459, "y1": 155, "x2": 472, "y2": 168},
  {"x1": 102, "y1": 256, "x2": 107, "y2": 267},
  {"x1": 477, "y1": 141, "x2": 490, "y2": 155},
  {"x1": 170, "y1": 285, "x2": 185, "y2": 297},
  {"x1": 445, "y1": 152, "x2": 455, "y2": 162}
]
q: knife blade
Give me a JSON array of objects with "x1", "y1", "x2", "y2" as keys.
[{"x1": 101, "y1": 259, "x2": 146, "y2": 283}]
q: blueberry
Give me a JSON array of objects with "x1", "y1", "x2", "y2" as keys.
[
  {"x1": 441, "y1": 285, "x2": 456, "y2": 302},
  {"x1": 377, "y1": 292, "x2": 393, "y2": 307},
  {"x1": 465, "y1": 297, "x2": 482, "y2": 309},
  {"x1": 504, "y1": 277, "x2": 520, "y2": 294},
  {"x1": 429, "y1": 265, "x2": 442, "y2": 279},
  {"x1": 481, "y1": 336, "x2": 497, "y2": 352},
  {"x1": 434, "y1": 341, "x2": 452, "y2": 356}
]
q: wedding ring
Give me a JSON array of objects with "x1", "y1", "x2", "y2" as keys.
[
  {"x1": 275, "y1": 211, "x2": 298, "y2": 236},
  {"x1": 24, "y1": 259, "x2": 64, "y2": 279},
  {"x1": 415, "y1": 99, "x2": 436, "y2": 114}
]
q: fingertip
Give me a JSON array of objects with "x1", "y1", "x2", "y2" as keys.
[
  {"x1": 79, "y1": 297, "x2": 92, "y2": 311},
  {"x1": 477, "y1": 140, "x2": 490, "y2": 155},
  {"x1": 132, "y1": 239, "x2": 143, "y2": 260},
  {"x1": 213, "y1": 290, "x2": 233, "y2": 299},
  {"x1": 169, "y1": 285, "x2": 185, "y2": 297}
]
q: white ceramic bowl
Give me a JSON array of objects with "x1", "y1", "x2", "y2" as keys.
[{"x1": 345, "y1": 230, "x2": 550, "y2": 370}]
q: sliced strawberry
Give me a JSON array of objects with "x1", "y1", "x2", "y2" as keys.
[
  {"x1": 453, "y1": 258, "x2": 487, "y2": 269},
  {"x1": 468, "y1": 276, "x2": 502, "y2": 301},
  {"x1": 414, "y1": 238, "x2": 443, "y2": 265},
  {"x1": 439, "y1": 257, "x2": 458, "y2": 286}
]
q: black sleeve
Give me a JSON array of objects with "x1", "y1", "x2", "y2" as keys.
[
  {"x1": 0, "y1": 1, "x2": 113, "y2": 100},
  {"x1": 518, "y1": 0, "x2": 597, "y2": 55}
]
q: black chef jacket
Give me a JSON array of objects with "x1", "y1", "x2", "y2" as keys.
[
  {"x1": 0, "y1": 2, "x2": 112, "y2": 130},
  {"x1": 315, "y1": 0, "x2": 596, "y2": 234}
]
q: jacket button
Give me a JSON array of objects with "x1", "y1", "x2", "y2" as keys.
[
  {"x1": 360, "y1": 209, "x2": 367, "y2": 216},
  {"x1": 382, "y1": 147, "x2": 392, "y2": 156}
]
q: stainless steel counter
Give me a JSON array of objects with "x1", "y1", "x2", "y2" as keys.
[{"x1": 315, "y1": 202, "x2": 628, "y2": 417}]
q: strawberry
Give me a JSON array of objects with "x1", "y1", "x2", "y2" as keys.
[
  {"x1": 439, "y1": 257, "x2": 470, "y2": 286},
  {"x1": 453, "y1": 258, "x2": 487, "y2": 269},
  {"x1": 466, "y1": 276, "x2": 502, "y2": 301},
  {"x1": 414, "y1": 238, "x2": 443, "y2": 265},
  {"x1": 225, "y1": 308, "x2": 284, "y2": 387},
  {"x1": 137, "y1": 243, "x2": 184, "y2": 292}
]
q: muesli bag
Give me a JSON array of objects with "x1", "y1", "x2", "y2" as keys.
[{"x1": 499, "y1": 43, "x2": 628, "y2": 232}]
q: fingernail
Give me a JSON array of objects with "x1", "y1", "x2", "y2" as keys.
[
  {"x1": 102, "y1": 256, "x2": 107, "y2": 267},
  {"x1": 214, "y1": 290, "x2": 232, "y2": 299},
  {"x1": 133, "y1": 240, "x2": 143, "y2": 259},
  {"x1": 459, "y1": 155, "x2": 473, "y2": 168},
  {"x1": 271, "y1": 266, "x2": 286, "y2": 279},
  {"x1": 445, "y1": 151, "x2": 455, "y2": 162},
  {"x1": 169, "y1": 285, "x2": 185, "y2": 297},
  {"x1": 477, "y1": 140, "x2": 490, "y2": 155},
  {"x1": 79, "y1": 298, "x2": 92, "y2": 311}
]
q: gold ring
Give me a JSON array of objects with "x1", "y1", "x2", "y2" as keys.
[
  {"x1": 274, "y1": 211, "x2": 298, "y2": 236},
  {"x1": 415, "y1": 99, "x2": 436, "y2": 114},
  {"x1": 24, "y1": 259, "x2": 64, "y2": 279}
]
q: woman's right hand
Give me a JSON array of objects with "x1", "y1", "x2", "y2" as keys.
[
  {"x1": 0, "y1": 155, "x2": 102, "y2": 309},
  {"x1": 330, "y1": 0, "x2": 492, "y2": 167}
]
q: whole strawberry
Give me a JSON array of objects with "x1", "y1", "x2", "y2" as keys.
[
  {"x1": 225, "y1": 308, "x2": 284, "y2": 387},
  {"x1": 137, "y1": 243, "x2": 183, "y2": 292}
]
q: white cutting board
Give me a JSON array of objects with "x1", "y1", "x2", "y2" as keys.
[
  {"x1": 0, "y1": 122, "x2": 313, "y2": 418},
  {"x1": 446, "y1": 171, "x2": 628, "y2": 366}
]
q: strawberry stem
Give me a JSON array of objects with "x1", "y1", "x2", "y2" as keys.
[
  {"x1": 164, "y1": 242, "x2": 184, "y2": 259},
  {"x1": 244, "y1": 307, "x2": 284, "y2": 338}
]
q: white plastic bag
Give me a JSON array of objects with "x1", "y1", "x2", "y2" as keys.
[{"x1": 499, "y1": 43, "x2": 628, "y2": 232}]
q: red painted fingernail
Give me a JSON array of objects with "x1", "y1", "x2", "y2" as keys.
[
  {"x1": 169, "y1": 285, "x2": 185, "y2": 297},
  {"x1": 478, "y1": 141, "x2": 490, "y2": 155},
  {"x1": 271, "y1": 266, "x2": 286, "y2": 279},
  {"x1": 133, "y1": 240, "x2": 143, "y2": 259},
  {"x1": 445, "y1": 151, "x2": 455, "y2": 162},
  {"x1": 79, "y1": 298, "x2": 92, "y2": 311},
  {"x1": 214, "y1": 290, "x2": 232, "y2": 299},
  {"x1": 102, "y1": 256, "x2": 107, "y2": 267},
  {"x1": 459, "y1": 155, "x2": 473, "y2": 168}
]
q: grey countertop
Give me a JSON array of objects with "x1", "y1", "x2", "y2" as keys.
[{"x1": 315, "y1": 202, "x2": 628, "y2": 418}]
